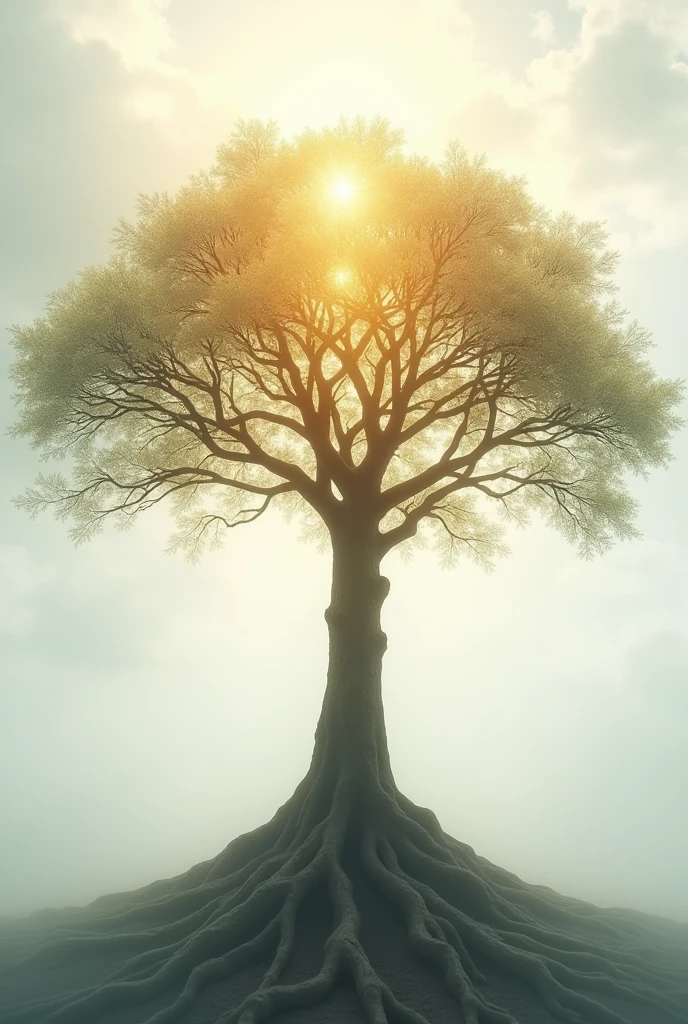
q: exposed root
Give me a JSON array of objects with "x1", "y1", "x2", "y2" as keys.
[{"x1": 1, "y1": 779, "x2": 686, "y2": 1024}]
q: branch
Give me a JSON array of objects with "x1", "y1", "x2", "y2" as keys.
[
  {"x1": 378, "y1": 401, "x2": 618, "y2": 518},
  {"x1": 167, "y1": 491, "x2": 280, "y2": 560},
  {"x1": 379, "y1": 460, "x2": 591, "y2": 557},
  {"x1": 18, "y1": 464, "x2": 294, "y2": 538}
]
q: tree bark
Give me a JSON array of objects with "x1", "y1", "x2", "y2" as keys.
[{"x1": 307, "y1": 519, "x2": 397, "y2": 822}]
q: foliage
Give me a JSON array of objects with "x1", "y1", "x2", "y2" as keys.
[{"x1": 10, "y1": 116, "x2": 684, "y2": 564}]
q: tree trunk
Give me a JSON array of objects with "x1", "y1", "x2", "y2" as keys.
[{"x1": 307, "y1": 520, "x2": 397, "y2": 822}]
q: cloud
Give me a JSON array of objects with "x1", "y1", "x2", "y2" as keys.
[
  {"x1": 45, "y1": 0, "x2": 225, "y2": 141},
  {"x1": 567, "y1": 21, "x2": 688, "y2": 193},
  {"x1": 571, "y1": 0, "x2": 688, "y2": 45},
  {"x1": 538, "y1": 6, "x2": 688, "y2": 243},
  {"x1": 530, "y1": 9, "x2": 556, "y2": 44},
  {"x1": 462, "y1": 5, "x2": 687, "y2": 248},
  {"x1": 41, "y1": 0, "x2": 688, "y2": 248},
  {"x1": 0, "y1": 1, "x2": 227, "y2": 326},
  {"x1": 48, "y1": 0, "x2": 175, "y2": 72}
]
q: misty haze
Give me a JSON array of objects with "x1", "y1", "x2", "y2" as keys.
[{"x1": 1, "y1": 4, "x2": 687, "y2": 1024}]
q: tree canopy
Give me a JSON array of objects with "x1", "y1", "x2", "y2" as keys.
[{"x1": 10, "y1": 116, "x2": 684, "y2": 566}]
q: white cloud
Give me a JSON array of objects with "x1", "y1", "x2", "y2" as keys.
[
  {"x1": 47, "y1": 0, "x2": 688, "y2": 247},
  {"x1": 48, "y1": 0, "x2": 175, "y2": 72},
  {"x1": 571, "y1": 0, "x2": 688, "y2": 45},
  {"x1": 490, "y1": 3, "x2": 688, "y2": 247},
  {"x1": 47, "y1": 0, "x2": 232, "y2": 148},
  {"x1": 563, "y1": 18, "x2": 688, "y2": 244},
  {"x1": 530, "y1": 9, "x2": 556, "y2": 44}
]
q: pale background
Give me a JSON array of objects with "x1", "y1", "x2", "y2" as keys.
[{"x1": 1, "y1": 0, "x2": 687, "y2": 925}]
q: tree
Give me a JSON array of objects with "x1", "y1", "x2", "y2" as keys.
[{"x1": 4, "y1": 118, "x2": 687, "y2": 1024}]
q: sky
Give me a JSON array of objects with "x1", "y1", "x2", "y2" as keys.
[{"x1": 1, "y1": 0, "x2": 687, "y2": 926}]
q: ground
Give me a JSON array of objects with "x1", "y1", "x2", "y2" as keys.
[{"x1": 1, "y1": 776, "x2": 687, "y2": 1024}]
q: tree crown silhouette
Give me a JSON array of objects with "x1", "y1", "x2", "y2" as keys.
[{"x1": 10, "y1": 117, "x2": 683, "y2": 566}]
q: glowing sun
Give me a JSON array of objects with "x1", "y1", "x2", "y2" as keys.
[{"x1": 332, "y1": 176, "x2": 355, "y2": 202}]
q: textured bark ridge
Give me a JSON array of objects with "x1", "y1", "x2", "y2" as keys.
[{"x1": 1, "y1": 543, "x2": 687, "y2": 1023}]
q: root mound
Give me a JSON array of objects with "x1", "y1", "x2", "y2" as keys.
[{"x1": 1, "y1": 776, "x2": 687, "y2": 1024}]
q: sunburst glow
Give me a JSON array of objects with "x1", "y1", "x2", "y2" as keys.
[
  {"x1": 332, "y1": 176, "x2": 355, "y2": 202},
  {"x1": 333, "y1": 268, "x2": 351, "y2": 286}
]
